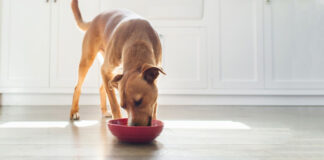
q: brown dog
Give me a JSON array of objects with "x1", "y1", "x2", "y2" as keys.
[{"x1": 70, "y1": 0, "x2": 165, "y2": 126}]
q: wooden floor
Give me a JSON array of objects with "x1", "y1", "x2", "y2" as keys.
[{"x1": 0, "y1": 105, "x2": 324, "y2": 160}]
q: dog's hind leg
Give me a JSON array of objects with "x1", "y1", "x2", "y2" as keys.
[{"x1": 70, "y1": 37, "x2": 99, "y2": 120}]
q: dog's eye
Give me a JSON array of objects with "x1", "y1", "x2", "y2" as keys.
[{"x1": 134, "y1": 98, "x2": 142, "y2": 106}]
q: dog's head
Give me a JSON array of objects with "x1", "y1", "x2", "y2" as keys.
[{"x1": 111, "y1": 63, "x2": 165, "y2": 126}]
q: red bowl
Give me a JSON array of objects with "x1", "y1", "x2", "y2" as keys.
[{"x1": 108, "y1": 118, "x2": 164, "y2": 143}]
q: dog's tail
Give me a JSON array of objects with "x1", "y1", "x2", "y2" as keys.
[{"x1": 71, "y1": 0, "x2": 91, "y2": 31}]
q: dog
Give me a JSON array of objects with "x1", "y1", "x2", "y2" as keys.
[{"x1": 70, "y1": 0, "x2": 165, "y2": 126}]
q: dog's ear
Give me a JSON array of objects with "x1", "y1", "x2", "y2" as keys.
[
  {"x1": 110, "y1": 74, "x2": 123, "y2": 89},
  {"x1": 141, "y1": 64, "x2": 166, "y2": 84}
]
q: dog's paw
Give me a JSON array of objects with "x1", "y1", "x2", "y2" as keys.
[
  {"x1": 70, "y1": 112, "x2": 80, "y2": 120},
  {"x1": 102, "y1": 111, "x2": 112, "y2": 118}
]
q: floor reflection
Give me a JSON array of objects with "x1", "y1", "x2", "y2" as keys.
[{"x1": 107, "y1": 139, "x2": 162, "y2": 160}]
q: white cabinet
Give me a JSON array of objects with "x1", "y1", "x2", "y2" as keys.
[
  {"x1": 51, "y1": 0, "x2": 101, "y2": 88},
  {"x1": 0, "y1": 0, "x2": 51, "y2": 87},
  {"x1": 1, "y1": 0, "x2": 324, "y2": 97},
  {"x1": 264, "y1": 0, "x2": 324, "y2": 88}
]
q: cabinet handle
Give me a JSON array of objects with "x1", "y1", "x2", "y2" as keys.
[
  {"x1": 265, "y1": 0, "x2": 271, "y2": 4},
  {"x1": 46, "y1": 0, "x2": 49, "y2": 3},
  {"x1": 54, "y1": 0, "x2": 57, "y2": 3}
]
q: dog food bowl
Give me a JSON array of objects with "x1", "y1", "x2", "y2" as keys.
[{"x1": 108, "y1": 118, "x2": 164, "y2": 143}]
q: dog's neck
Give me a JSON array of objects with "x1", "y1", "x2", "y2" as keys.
[{"x1": 122, "y1": 41, "x2": 156, "y2": 73}]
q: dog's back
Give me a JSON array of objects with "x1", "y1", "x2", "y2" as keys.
[{"x1": 71, "y1": 0, "x2": 161, "y2": 65}]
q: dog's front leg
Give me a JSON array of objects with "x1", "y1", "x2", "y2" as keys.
[
  {"x1": 152, "y1": 102, "x2": 158, "y2": 120},
  {"x1": 99, "y1": 84, "x2": 112, "y2": 117},
  {"x1": 101, "y1": 67, "x2": 122, "y2": 119}
]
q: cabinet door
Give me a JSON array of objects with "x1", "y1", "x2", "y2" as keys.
[
  {"x1": 265, "y1": 0, "x2": 324, "y2": 88},
  {"x1": 50, "y1": 0, "x2": 101, "y2": 89},
  {"x1": 0, "y1": 0, "x2": 51, "y2": 87},
  {"x1": 157, "y1": 27, "x2": 208, "y2": 90},
  {"x1": 212, "y1": 0, "x2": 264, "y2": 89}
]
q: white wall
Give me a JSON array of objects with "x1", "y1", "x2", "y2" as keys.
[{"x1": 0, "y1": 0, "x2": 324, "y2": 106}]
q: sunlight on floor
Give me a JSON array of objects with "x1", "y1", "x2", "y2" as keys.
[
  {"x1": 0, "y1": 120, "x2": 250, "y2": 130},
  {"x1": 73, "y1": 120, "x2": 99, "y2": 127},
  {"x1": 0, "y1": 120, "x2": 99, "y2": 128},
  {"x1": 163, "y1": 120, "x2": 251, "y2": 130},
  {"x1": 0, "y1": 121, "x2": 69, "y2": 128}
]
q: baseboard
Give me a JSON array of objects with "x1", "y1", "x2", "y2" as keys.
[{"x1": 0, "y1": 93, "x2": 324, "y2": 106}]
